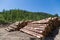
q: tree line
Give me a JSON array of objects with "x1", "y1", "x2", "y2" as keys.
[{"x1": 0, "y1": 9, "x2": 58, "y2": 24}]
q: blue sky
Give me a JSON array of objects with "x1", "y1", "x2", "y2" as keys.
[{"x1": 0, "y1": 0, "x2": 60, "y2": 15}]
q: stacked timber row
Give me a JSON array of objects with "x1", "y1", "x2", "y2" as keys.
[
  {"x1": 5, "y1": 20, "x2": 33, "y2": 32},
  {"x1": 20, "y1": 17, "x2": 60, "y2": 38},
  {"x1": 5, "y1": 17, "x2": 60, "y2": 38},
  {"x1": 5, "y1": 21, "x2": 20, "y2": 32},
  {"x1": 20, "y1": 17, "x2": 52, "y2": 38}
]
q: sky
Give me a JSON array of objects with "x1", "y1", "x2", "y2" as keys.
[{"x1": 0, "y1": 0, "x2": 60, "y2": 15}]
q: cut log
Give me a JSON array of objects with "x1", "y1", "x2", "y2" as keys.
[
  {"x1": 31, "y1": 17, "x2": 52, "y2": 24},
  {"x1": 20, "y1": 28, "x2": 44, "y2": 38}
]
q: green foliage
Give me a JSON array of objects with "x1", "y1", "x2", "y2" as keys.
[
  {"x1": 0, "y1": 14, "x2": 6, "y2": 24},
  {"x1": 54, "y1": 13, "x2": 58, "y2": 17},
  {"x1": 0, "y1": 9, "x2": 55, "y2": 23}
]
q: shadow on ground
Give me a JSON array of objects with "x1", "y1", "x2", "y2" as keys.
[{"x1": 44, "y1": 27, "x2": 60, "y2": 40}]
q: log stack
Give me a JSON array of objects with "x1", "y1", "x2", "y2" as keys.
[
  {"x1": 20, "y1": 17, "x2": 60, "y2": 38},
  {"x1": 20, "y1": 17, "x2": 52, "y2": 38},
  {"x1": 5, "y1": 17, "x2": 60, "y2": 38},
  {"x1": 5, "y1": 20, "x2": 33, "y2": 32},
  {"x1": 5, "y1": 21, "x2": 20, "y2": 32}
]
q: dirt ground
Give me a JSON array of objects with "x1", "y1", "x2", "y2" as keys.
[{"x1": 0, "y1": 27, "x2": 60, "y2": 40}]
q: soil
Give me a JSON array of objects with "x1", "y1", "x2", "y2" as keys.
[{"x1": 0, "y1": 25, "x2": 60, "y2": 40}]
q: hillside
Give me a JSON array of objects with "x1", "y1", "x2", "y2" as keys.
[{"x1": 0, "y1": 9, "x2": 57, "y2": 23}]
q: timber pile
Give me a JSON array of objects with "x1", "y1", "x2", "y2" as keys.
[
  {"x1": 5, "y1": 20, "x2": 32, "y2": 32},
  {"x1": 20, "y1": 17, "x2": 60, "y2": 38},
  {"x1": 5, "y1": 17, "x2": 60, "y2": 38},
  {"x1": 5, "y1": 21, "x2": 20, "y2": 32}
]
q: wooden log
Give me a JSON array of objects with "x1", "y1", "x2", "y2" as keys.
[
  {"x1": 30, "y1": 37, "x2": 43, "y2": 40},
  {"x1": 20, "y1": 28, "x2": 44, "y2": 38},
  {"x1": 51, "y1": 17, "x2": 59, "y2": 29},
  {"x1": 31, "y1": 17, "x2": 52, "y2": 24}
]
